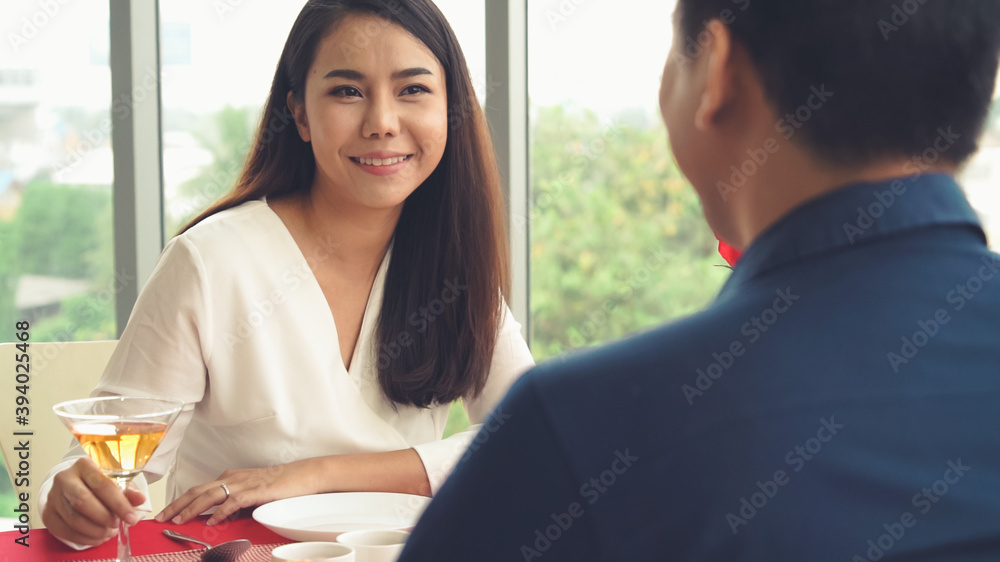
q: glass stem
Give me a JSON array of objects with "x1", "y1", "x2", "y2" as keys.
[{"x1": 114, "y1": 477, "x2": 134, "y2": 562}]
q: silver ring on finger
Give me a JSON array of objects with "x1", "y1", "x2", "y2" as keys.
[{"x1": 219, "y1": 482, "x2": 230, "y2": 500}]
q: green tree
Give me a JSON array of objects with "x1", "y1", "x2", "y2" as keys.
[
  {"x1": 529, "y1": 106, "x2": 729, "y2": 360},
  {"x1": 10, "y1": 182, "x2": 116, "y2": 342},
  {"x1": 0, "y1": 450, "x2": 14, "y2": 519},
  {"x1": 0, "y1": 219, "x2": 19, "y2": 335},
  {"x1": 15, "y1": 182, "x2": 111, "y2": 279},
  {"x1": 29, "y1": 289, "x2": 117, "y2": 343},
  {"x1": 26, "y1": 199, "x2": 117, "y2": 343},
  {"x1": 443, "y1": 401, "x2": 470, "y2": 438},
  {"x1": 167, "y1": 106, "x2": 257, "y2": 235}
]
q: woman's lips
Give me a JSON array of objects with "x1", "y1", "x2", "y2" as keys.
[{"x1": 349, "y1": 154, "x2": 414, "y2": 176}]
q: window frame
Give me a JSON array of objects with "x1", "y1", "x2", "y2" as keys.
[{"x1": 109, "y1": 0, "x2": 165, "y2": 334}]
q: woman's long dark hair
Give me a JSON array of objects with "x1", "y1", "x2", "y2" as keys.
[{"x1": 181, "y1": 0, "x2": 510, "y2": 408}]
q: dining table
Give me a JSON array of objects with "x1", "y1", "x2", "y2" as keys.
[{"x1": 0, "y1": 513, "x2": 292, "y2": 562}]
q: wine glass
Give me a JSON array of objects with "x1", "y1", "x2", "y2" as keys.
[{"x1": 53, "y1": 396, "x2": 184, "y2": 562}]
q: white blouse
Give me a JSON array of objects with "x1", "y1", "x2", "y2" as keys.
[{"x1": 40, "y1": 199, "x2": 534, "y2": 516}]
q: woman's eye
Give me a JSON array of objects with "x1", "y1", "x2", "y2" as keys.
[
  {"x1": 332, "y1": 86, "x2": 362, "y2": 98},
  {"x1": 401, "y1": 85, "x2": 430, "y2": 96}
]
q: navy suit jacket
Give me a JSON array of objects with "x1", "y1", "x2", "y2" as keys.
[{"x1": 399, "y1": 174, "x2": 1000, "y2": 561}]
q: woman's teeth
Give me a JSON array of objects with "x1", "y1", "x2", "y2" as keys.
[{"x1": 356, "y1": 155, "x2": 409, "y2": 166}]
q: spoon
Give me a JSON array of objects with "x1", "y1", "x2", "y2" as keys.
[{"x1": 163, "y1": 529, "x2": 252, "y2": 562}]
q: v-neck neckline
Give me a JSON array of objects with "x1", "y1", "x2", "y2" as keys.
[{"x1": 258, "y1": 198, "x2": 391, "y2": 377}]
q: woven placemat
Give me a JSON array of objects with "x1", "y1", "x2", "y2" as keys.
[{"x1": 72, "y1": 543, "x2": 285, "y2": 562}]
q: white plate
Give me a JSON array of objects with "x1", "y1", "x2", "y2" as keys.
[{"x1": 252, "y1": 492, "x2": 430, "y2": 542}]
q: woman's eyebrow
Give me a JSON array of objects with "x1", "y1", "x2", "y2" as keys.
[
  {"x1": 392, "y1": 67, "x2": 433, "y2": 79},
  {"x1": 323, "y1": 67, "x2": 434, "y2": 80}
]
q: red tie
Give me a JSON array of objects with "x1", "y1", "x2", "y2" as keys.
[{"x1": 717, "y1": 237, "x2": 741, "y2": 267}]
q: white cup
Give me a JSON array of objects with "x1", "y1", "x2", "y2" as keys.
[
  {"x1": 336, "y1": 529, "x2": 410, "y2": 562},
  {"x1": 272, "y1": 541, "x2": 356, "y2": 561}
]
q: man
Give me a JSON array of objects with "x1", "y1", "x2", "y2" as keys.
[{"x1": 399, "y1": 1, "x2": 1000, "y2": 560}]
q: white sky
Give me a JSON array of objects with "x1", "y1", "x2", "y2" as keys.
[
  {"x1": 3, "y1": 1, "x2": 998, "y2": 113},
  {"x1": 0, "y1": 0, "x2": 676, "y2": 117},
  {"x1": 2, "y1": 0, "x2": 995, "y2": 117}
]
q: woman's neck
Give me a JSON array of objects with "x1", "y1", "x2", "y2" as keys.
[{"x1": 299, "y1": 186, "x2": 401, "y2": 271}]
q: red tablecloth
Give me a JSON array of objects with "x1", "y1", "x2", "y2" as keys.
[{"x1": 0, "y1": 514, "x2": 292, "y2": 562}]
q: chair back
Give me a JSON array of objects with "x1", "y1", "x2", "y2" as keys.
[{"x1": 0, "y1": 340, "x2": 167, "y2": 529}]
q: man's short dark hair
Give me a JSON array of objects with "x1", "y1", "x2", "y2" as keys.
[{"x1": 677, "y1": 0, "x2": 1000, "y2": 167}]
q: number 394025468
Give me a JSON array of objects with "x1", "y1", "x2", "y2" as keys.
[{"x1": 15, "y1": 321, "x2": 30, "y2": 422}]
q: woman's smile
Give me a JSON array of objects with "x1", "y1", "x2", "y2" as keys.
[{"x1": 349, "y1": 152, "x2": 415, "y2": 176}]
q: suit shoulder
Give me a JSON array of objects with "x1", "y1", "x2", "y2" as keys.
[{"x1": 527, "y1": 303, "x2": 745, "y2": 386}]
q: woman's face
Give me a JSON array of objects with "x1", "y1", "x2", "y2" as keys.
[{"x1": 289, "y1": 14, "x2": 449, "y2": 212}]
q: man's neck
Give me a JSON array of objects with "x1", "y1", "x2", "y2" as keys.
[{"x1": 726, "y1": 149, "x2": 958, "y2": 249}]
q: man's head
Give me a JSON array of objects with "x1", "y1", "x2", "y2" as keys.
[{"x1": 660, "y1": 0, "x2": 1000, "y2": 246}]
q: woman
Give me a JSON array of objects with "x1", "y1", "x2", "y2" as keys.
[{"x1": 40, "y1": 0, "x2": 533, "y2": 547}]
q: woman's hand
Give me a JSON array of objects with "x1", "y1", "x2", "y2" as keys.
[
  {"x1": 41, "y1": 457, "x2": 146, "y2": 546},
  {"x1": 157, "y1": 449, "x2": 430, "y2": 526},
  {"x1": 156, "y1": 460, "x2": 320, "y2": 526}
]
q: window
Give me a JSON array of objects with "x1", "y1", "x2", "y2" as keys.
[
  {"x1": 0, "y1": 3, "x2": 116, "y2": 344},
  {"x1": 0, "y1": 0, "x2": 114, "y2": 528},
  {"x1": 527, "y1": 0, "x2": 730, "y2": 360},
  {"x1": 159, "y1": 1, "x2": 308, "y2": 237},
  {"x1": 961, "y1": 86, "x2": 1000, "y2": 250},
  {"x1": 526, "y1": 1, "x2": 1000, "y2": 362},
  {"x1": 432, "y1": 0, "x2": 486, "y2": 105}
]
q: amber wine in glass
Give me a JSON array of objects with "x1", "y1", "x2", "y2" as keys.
[{"x1": 54, "y1": 397, "x2": 184, "y2": 562}]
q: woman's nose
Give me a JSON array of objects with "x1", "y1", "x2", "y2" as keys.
[{"x1": 362, "y1": 94, "x2": 400, "y2": 138}]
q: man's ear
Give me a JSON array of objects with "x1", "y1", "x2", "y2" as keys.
[
  {"x1": 287, "y1": 90, "x2": 311, "y2": 142},
  {"x1": 694, "y1": 19, "x2": 737, "y2": 131}
]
